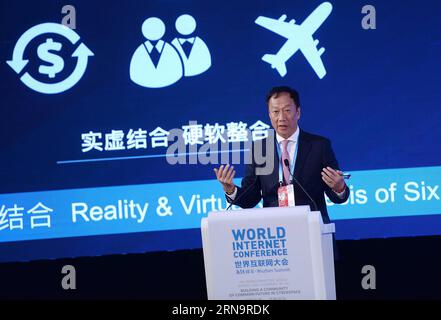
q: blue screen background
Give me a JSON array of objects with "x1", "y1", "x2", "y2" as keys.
[{"x1": 1, "y1": 0, "x2": 440, "y2": 262}]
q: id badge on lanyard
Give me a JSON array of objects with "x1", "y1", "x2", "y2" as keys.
[{"x1": 278, "y1": 184, "x2": 295, "y2": 207}]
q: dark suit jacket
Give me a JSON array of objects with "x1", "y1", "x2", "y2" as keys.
[{"x1": 228, "y1": 129, "x2": 349, "y2": 223}]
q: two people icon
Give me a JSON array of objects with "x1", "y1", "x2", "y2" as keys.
[{"x1": 130, "y1": 14, "x2": 211, "y2": 88}]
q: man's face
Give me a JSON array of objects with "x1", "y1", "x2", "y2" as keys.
[{"x1": 268, "y1": 92, "x2": 301, "y2": 139}]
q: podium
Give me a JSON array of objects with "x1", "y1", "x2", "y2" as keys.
[{"x1": 201, "y1": 206, "x2": 336, "y2": 300}]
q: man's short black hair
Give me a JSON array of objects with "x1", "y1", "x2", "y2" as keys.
[{"x1": 266, "y1": 86, "x2": 300, "y2": 108}]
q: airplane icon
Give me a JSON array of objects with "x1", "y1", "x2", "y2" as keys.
[{"x1": 255, "y1": 2, "x2": 333, "y2": 79}]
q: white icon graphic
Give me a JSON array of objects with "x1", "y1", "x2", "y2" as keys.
[
  {"x1": 130, "y1": 14, "x2": 211, "y2": 88},
  {"x1": 171, "y1": 14, "x2": 211, "y2": 77},
  {"x1": 130, "y1": 17, "x2": 183, "y2": 88},
  {"x1": 6, "y1": 23, "x2": 94, "y2": 94},
  {"x1": 38, "y1": 38, "x2": 64, "y2": 78},
  {"x1": 255, "y1": 2, "x2": 332, "y2": 79}
]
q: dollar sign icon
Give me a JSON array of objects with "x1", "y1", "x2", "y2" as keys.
[{"x1": 37, "y1": 38, "x2": 64, "y2": 78}]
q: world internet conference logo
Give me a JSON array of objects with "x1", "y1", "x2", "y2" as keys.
[{"x1": 6, "y1": 22, "x2": 94, "y2": 94}]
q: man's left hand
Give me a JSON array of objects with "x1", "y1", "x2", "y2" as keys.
[{"x1": 321, "y1": 167, "x2": 346, "y2": 193}]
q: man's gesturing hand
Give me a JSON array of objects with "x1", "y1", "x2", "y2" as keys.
[
  {"x1": 214, "y1": 164, "x2": 236, "y2": 194},
  {"x1": 321, "y1": 166, "x2": 346, "y2": 193}
]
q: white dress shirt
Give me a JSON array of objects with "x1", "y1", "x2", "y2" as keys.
[{"x1": 276, "y1": 126, "x2": 300, "y2": 177}]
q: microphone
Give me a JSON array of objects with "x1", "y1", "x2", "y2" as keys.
[
  {"x1": 283, "y1": 159, "x2": 318, "y2": 212},
  {"x1": 342, "y1": 173, "x2": 351, "y2": 179},
  {"x1": 226, "y1": 176, "x2": 258, "y2": 211}
]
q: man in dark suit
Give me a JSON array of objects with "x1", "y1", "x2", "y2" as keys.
[{"x1": 214, "y1": 86, "x2": 349, "y2": 223}]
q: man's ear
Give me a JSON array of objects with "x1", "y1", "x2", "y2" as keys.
[{"x1": 297, "y1": 107, "x2": 301, "y2": 120}]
